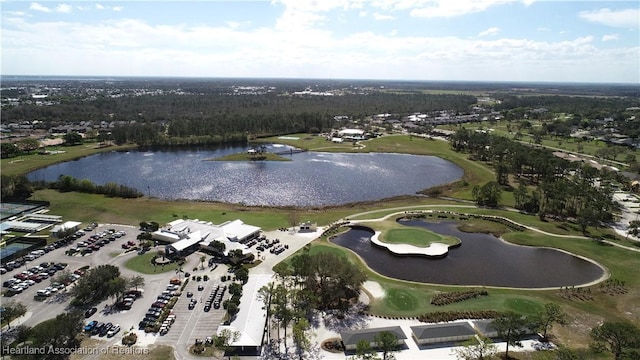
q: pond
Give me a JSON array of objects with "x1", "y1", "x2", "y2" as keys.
[
  {"x1": 27, "y1": 144, "x2": 463, "y2": 207},
  {"x1": 331, "y1": 220, "x2": 605, "y2": 288}
]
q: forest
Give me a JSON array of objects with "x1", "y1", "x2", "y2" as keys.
[{"x1": 450, "y1": 129, "x2": 620, "y2": 232}]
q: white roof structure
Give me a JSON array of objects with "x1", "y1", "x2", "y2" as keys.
[
  {"x1": 171, "y1": 230, "x2": 204, "y2": 252},
  {"x1": 338, "y1": 128, "x2": 365, "y2": 136},
  {"x1": 153, "y1": 219, "x2": 261, "y2": 253},
  {"x1": 50, "y1": 221, "x2": 81, "y2": 234},
  {"x1": 5, "y1": 220, "x2": 50, "y2": 232},
  {"x1": 217, "y1": 274, "x2": 273, "y2": 348}
]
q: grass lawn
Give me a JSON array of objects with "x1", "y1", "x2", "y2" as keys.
[
  {"x1": 381, "y1": 228, "x2": 459, "y2": 247},
  {"x1": 124, "y1": 252, "x2": 180, "y2": 274},
  {"x1": 0, "y1": 143, "x2": 136, "y2": 177}
]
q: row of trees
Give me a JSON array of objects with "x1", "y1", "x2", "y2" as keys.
[{"x1": 51, "y1": 175, "x2": 143, "y2": 198}]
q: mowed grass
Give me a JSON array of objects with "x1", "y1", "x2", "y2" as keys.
[
  {"x1": 0, "y1": 143, "x2": 136, "y2": 177},
  {"x1": 28, "y1": 189, "x2": 358, "y2": 230},
  {"x1": 124, "y1": 252, "x2": 180, "y2": 274},
  {"x1": 381, "y1": 228, "x2": 460, "y2": 247}
]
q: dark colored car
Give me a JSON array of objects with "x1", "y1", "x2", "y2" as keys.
[
  {"x1": 85, "y1": 307, "x2": 97, "y2": 318},
  {"x1": 92, "y1": 322, "x2": 105, "y2": 335},
  {"x1": 99, "y1": 323, "x2": 113, "y2": 337}
]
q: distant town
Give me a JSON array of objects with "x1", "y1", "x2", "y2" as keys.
[{"x1": 1, "y1": 78, "x2": 639, "y2": 360}]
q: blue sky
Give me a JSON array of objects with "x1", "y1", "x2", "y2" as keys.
[{"x1": 1, "y1": 1, "x2": 638, "y2": 83}]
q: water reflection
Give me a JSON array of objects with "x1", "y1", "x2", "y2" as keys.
[
  {"x1": 27, "y1": 145, "x2": 463, "y2": 207},
  {"x1": 331, "y1": 221, "x2": 605, "y2": 288}
]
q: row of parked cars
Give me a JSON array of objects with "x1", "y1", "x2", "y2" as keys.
[
  {"x1": 204, "y1": 284, "x2": 226, "y2": 312},
  {"x1": 3, "y1": 262, "x2": 70, "y2": 296},
  {"x1": 84, "y1": 320, "x2": 121, "y2": 338},
  {"x1": 66, "y1": 230, "x2": 127, "y2": 256},
  {"x1": 115, "y1": 289, "x2": 143, "y2": 310},
  {"x1": 0, "y1": 229, "x2": 91, "y2": 274},
  {"x1": 139, "y1": 280, "x2": 181, "y2": 330}
]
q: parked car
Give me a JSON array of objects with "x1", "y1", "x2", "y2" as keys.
[
  {"x1": 99, "y1": 323, "x2": 113, "y2": 337},
  {"x1": 85, "y1": 307, "x2": 97, "y2": 318},
  {"x1": 107, "y1": 324, "x2": 120, "y2": 337},
  {"x1": 84, "y1": 320, "x2": 98, "y2": 332}
]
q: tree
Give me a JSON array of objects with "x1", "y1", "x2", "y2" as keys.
[
  {"x1": 533, "y1": 303, "x2": 568, "y2": 339},
  {"x1": 17, "y1": 137, "x2": 40, "y2": 153},
  {"x1": 234, "y1": 266, "x2": 249, "y2": 284},
  {"x1": 452, "y1": 335, "x2": 497, "y2": 360},
  {"x1": 208, "y1": 240, "x2": 226, "y2": 255},
  {"x1": 1, "y1": 301, "x2": 27, "y2": 329},
  {"x1": 292, "y1": 317, "x2": 312, "y2": 360},
  {"x1": 128, "y1": 275, "x2": 145, "y2": 291},
  {"x1": 492, "y1": 312, "x2": 530, "y2": 359},
  {"x1": 590, "y1": 322, "x2": 640, "y2": 360},
  {"x1": 472, "y1": 181, "x2": 502, "y2": 208},
  {"x1": 24, "y1": 311, "x2": 84, "y2": 360},
  {"x1": 351, "y1": 340, "x2": 380, "y2": 360},
  {"x1": 200, "y1": 254, "x2": 206, "y2": 270},
  {"x1": 257, "y1": 283, "x2": 276, "y2": 339},
  {"x1": 214, "y1": 328, "x2": 241, "y2": 360},
  {"x1": 63, "y1": 132, "x2": 83, "y2": 145},
  {"x1": 288, "y1": 211, "x2": 300, "y2": 231},
  {"x1": 1, "y1": 142, "x2": 20, "y2": 158},
  {"x1": 374, "y1": 331, "x2": 399, "y2": 360}
]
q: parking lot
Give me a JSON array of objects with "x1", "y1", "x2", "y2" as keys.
[{"x1": 1, "y1": 222, "x2": 322, "y2": 358}]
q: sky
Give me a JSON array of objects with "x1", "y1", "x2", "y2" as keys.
[{"x1": 1, "y1": 0, "x2": 639, "y2": 83}]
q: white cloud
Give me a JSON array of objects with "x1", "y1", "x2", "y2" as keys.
[
  {"x1": 601, "y1": 34, "x2": 619, "y2": 42},
  {"x1": 368, "y1": 0, "x2": 529, "y2": 18},
  {"x1": 95, "y1": 4, "x2": 105, "y2": 11},
  {"x1": 537, "y1": 26, "x2": 550, "y2": 32},
  {"x1": 29, "y1": 3, "x2": 51, "y2": 13},
  {"x1": 56, "y1": 4, "x2": 73, "y2": 14},
  {"x1": 478, "y1": 27, "x2": 500, "y2": 37},
  {"x1": 4, "y1": 11, "x2": 27, "y2": 17},
  {"x1": 1, "y1": 12, "x2": 636, "y2": 83},
  {"x1": 579, "y1": 8, "x2": 640, "y2": 29},
  {"x1": 373, "y1": 12, "x2": 395, "y2": 20},
  {"x1": 112, "y1": 6, "x2": 123, "y2": 12}
]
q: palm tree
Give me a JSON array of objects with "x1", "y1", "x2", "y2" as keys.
[{"x1": 200, "y1": 255, "x2": 206, "y2": 270}]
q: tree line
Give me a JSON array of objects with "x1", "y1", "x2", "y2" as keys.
[{"x1": 451, "y1": 128, "x2": 618, "y2": 232}]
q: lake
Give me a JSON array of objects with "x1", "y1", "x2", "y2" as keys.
[
  {"x1": 331, "y1": 221, "x2": 605, "y2": 288},
  {"x1": 28, "y1": 144, "x2": 464, "y2": 207}
]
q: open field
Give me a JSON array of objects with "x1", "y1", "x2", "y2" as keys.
[{"x1": 0, "y1": 143, "x2": 136, "y2": 177}]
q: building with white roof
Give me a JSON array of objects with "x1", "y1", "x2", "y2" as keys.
[
  {"x1": 216, "y1": 274, "x2": 273, "y2": 354},
  {"x1": 153, "y1": 219, "x2": 261, "y2": 257}
]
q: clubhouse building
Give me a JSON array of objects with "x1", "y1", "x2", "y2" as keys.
[{"x1": 152, "y1": 219, "x2": 261, "y2": 258}]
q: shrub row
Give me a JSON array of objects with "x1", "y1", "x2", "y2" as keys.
[
  {"x1": 417, "y1": 310, "x2": 501, "y2": 323},
  {"x1": 430, "y1": 290, "x2": 489, "y2": 306}
]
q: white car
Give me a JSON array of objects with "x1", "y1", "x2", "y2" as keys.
[{"x1": 106, "y1": 324, "x2": 120, "y2": 337}]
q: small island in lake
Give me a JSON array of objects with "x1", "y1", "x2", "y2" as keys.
[{"x1": 208, "y1": 146, "x2": 292, "y2": 161}]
